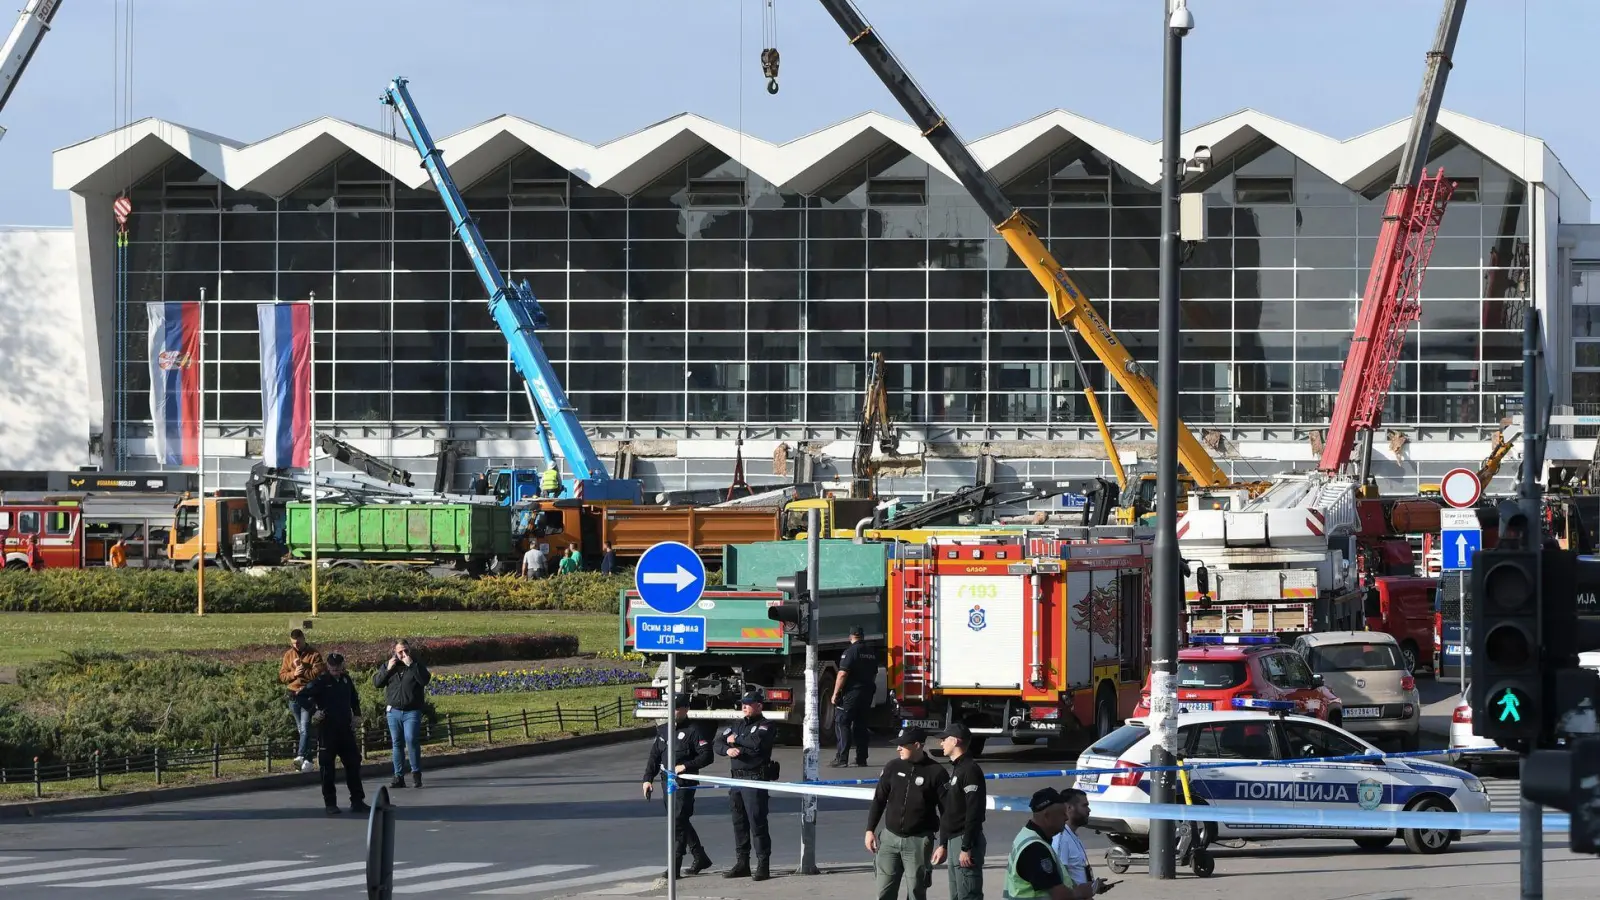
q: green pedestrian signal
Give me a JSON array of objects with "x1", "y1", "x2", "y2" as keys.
[{"x1": 1496, "y1": 689, "x2": 1523, "y2": 723}]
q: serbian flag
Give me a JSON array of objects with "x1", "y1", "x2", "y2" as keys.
[
  {"x1": 257, "y1": 303, "x2": 312, "y2": 469},
  {"x1": 146, "y1": 302, "x2": 201, "y2": 467}
]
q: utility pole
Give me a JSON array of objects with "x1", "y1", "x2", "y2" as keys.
[
  {"x1": 1149, "y1": 0, "x2": 1193, "y2": 880},
  {"x1": 797, "y1": 507, "x2": 822, "y2": 874},
  {"x1": 1519, "y1": 306, "x2": 1543, "y2": 900}
]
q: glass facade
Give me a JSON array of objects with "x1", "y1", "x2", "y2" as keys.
[{"x1": 114, "y1": 140, "x2": 1531, "y2": 435}]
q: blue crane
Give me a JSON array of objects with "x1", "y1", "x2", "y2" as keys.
[{"x1": 382, "y1": 77, "x2": 640, "y2": 503}]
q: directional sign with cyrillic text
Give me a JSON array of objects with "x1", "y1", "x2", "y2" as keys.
[
  {"x1": 634, "y1": 615, "x2": 707, "y2": 653},
  {"x1": 634, "y1": 541, "x2": 707, "y2": 615},
  {"x1": 1442, "y1": 527, "x2": 1481, "y2": 572}
]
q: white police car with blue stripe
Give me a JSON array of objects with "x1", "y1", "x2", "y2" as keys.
[{"x1": 1073, "y1": 698, "x2": 1489, "y2": 855}]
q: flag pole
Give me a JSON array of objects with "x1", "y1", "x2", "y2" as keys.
[
  {"x1": 308, "y1": 292, "x2": 319, "y2": 618},
  {"x1": 196, "y1": 289, "x2": 207, "y2": 617}
]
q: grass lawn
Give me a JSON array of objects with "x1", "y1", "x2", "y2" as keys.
[{"x1": 0, "y1": 611, "x2": 618, "y2": 669}]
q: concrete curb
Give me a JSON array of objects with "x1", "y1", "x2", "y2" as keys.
[{"x1": 0, "y1": 726, "x2": 654, "y2": 820}]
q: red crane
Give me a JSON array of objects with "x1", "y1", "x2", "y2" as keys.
[{"x1": 1319, "y1": 0, "x2": 1468, "y2": 485}]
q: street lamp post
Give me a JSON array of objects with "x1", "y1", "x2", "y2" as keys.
[{"x1": 1149, "y1": 0, "x2": 1194, "y2": 881}]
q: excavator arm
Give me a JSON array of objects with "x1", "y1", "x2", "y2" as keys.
[{"x1": 814, "y1": 0, "x2": 1230, "y2": 489}]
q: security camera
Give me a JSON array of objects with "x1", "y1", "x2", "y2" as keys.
[
  {"x1": 1168, "y1": 2, "x2": 1195, "y2": 32},
  {"x1": 1185, "y1": 145, "x2": 1212, "y2": 174}
]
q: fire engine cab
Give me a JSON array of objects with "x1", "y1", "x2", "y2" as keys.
[{"x1": 887, "y1": 532, "x2": 1151, "y2": 753}]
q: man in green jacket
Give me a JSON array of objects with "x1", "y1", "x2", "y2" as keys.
[{"x1": 1002, "y1": 788, "x2": 1113, "y2": 899}]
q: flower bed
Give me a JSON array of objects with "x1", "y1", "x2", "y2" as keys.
[{"x1": 428, "y1": 666, "x2": 651, "y2": 696}]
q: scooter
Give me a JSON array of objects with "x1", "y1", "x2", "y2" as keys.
[{"x1": 1103, "y1": 759, "x2": 1215, "y2": 878}]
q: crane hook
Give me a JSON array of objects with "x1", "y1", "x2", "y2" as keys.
[{"x1": 761, "y1": 47, "x2": 781, "y2": 95}]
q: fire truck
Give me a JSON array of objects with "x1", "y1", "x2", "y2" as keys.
[
  {"x1": 0, "y1": 494, "x2": 179, "y2": 569},
  {"x1": 887, "y1": 532, "x2": 1152, "y2": 754}
]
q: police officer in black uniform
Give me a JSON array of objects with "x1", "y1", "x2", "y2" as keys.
[
  {"x1": 830, "y1": 625, "x2": 879, "y2": 768},
  {"x1": 642, "y1": 695, "x2": 715, "y2": 878},
  {"x1": 714, "y1": 690, "x2": 777, "y2": 881}
]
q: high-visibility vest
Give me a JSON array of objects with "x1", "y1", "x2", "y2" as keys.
[
  {"x1": 1003, "y1": 825, "x2": 1067, "y2": 899},
  {"x1": 541, "y1": 468, "x2": 560, "y2": 491}
]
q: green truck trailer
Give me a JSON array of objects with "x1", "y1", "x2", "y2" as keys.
[
  {"x1": 620, "y1": 539, "x2": 891, "y2": 732},
  {"x1": 282, "y1": 502, "x2": 515, "y2": 573}
]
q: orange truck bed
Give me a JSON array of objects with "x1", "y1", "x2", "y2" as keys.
[{"x1": 603, "y1": 506, "x2": 784, "y2": 564}]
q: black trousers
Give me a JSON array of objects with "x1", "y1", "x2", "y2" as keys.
[
  {"x1": 728, "y1": 773, "x2": 771, "y2": 858},
  {"x1": 833, "y1": 700, "x2": 871, "y2": 764},
  {"x1": 661, "y1": 781, "x2": 704, "y2": 858},
  {"x1": 318, "y1": 725, "x2": 365, "y2": 808}
]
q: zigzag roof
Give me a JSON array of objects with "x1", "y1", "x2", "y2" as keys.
[{"x1": 52, "y1": 107, "x2": 1589, "y2": 215}]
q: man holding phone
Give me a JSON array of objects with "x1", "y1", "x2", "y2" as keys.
[
  {"x1": 373, "y1": 639, "x2": 430, "y2": 789},
  {"x1": 1003, "y1": 788, "x2": 1115, "y2": 899},
  {"x1": 1050, "y1": 789, "x2": 1114, "y2": 897}
]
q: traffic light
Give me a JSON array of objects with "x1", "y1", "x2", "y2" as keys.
[
  {"x1": 769, "y1": 569, "x2": 812, "y2": 642},
  {"x1": 1522, "y1": 734, "x2": 1600, "y2": 854},
  {"x1": 1470, "y1": 543, "x2": 1544, "y2": 746}
]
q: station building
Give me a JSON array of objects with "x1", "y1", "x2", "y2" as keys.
[{"x1": 9, "y1": 106, "x2": 1598, "y2": 498}]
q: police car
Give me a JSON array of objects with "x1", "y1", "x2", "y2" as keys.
[{"x1": 1073, "y1": 699, "x2": 1489, "y2": 855}]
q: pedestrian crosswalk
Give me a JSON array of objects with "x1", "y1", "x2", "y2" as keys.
[{"x1": 0, "y1": 856, "x2": 666, "y2": 896}]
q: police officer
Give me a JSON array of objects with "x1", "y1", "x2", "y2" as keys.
[
  {"x1": 939, "y1": 723, "x2": 987, "y2": 900},
  {"x1": 714, "y1": 691, "x2": 777, "y2": 881},
  {"x1": 866, "y1": 725, "x2": 950, "y2": 900},
  {"x1": 830, "y1": 625, "x2": 879, "y2": 768},
  {"x1": 642, "y1": 695, "x2": 715, "y2": 879}
]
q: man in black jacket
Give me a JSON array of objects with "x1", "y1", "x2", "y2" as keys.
[
  {"x1": 642, "y1": 695, "x2": 714, "y2": 879},
  {"x1": 295, "y1": 652, "x2": 368, "y2": 815},
  {"x1": 373, "y1": 639, "x2": 430, "y2": 789},
  {"x1": 713, "y1": 691, "x2": 777, "y2": 881},
  {"x1": 866, "y1": 725, "x2": 951, "y2": 900},
  {"x1": 938, "y1": 723, "x2": 987, "y2": 900}
]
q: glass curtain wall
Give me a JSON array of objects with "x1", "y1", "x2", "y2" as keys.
[{"x1": 114, "y1": 140, "x2": 1529, "y2": 436}]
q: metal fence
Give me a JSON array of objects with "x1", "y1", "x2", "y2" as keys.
[{"x1": 2, "y1": 697, "x2": 630, "y2": 798}]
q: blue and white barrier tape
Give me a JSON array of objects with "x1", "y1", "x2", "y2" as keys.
[{"x1": 685, "y1": 773, "x2": 1568, "y2": 834}]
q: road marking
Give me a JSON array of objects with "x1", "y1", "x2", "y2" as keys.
[
  {"x1": 56, "y1": 860, "x2": 306, "y2": 887},
  {"x1": 0, "y1": 859, "x2": 122, "y2": 876},
  {"x1": 0, "y1": 860, "x2": 210, "y2": 887},
  {"x1": 477, "y1": 866, "x2": 664, "y2": 895},
  {"x1": 392, "y1": 864, "x2": 588, "y2": 894},
  {"x1": 166, "y1": 861, "x2": 366, "y2": 889},
  {"x1": 268, "y1": 862, "x2": 491, "y2": 891}
]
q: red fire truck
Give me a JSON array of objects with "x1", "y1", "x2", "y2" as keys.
[
  {"x1": 0, "y1": 496, "x2": 176, "y2": 570},
  {"x1": 887, "y1": 534, "x2": 1152, "y2": 754}
]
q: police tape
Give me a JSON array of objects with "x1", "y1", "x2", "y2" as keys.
[
  {"x1": 801, "y1": 747, "x2": 1476, "y2": 788},
  {"x1": 682, "y1": 773, "x2": 1570, "y2": 834}
]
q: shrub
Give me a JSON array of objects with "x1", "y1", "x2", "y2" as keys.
[
  {"x1": 0, "y1": 568, "x2": 632, "y2": 614},
  {"x1": 428, "y1": 666, "x2": 650, "y2": 696},
  {"x1": 184, "y1": 633, "x2": 579, "y2": 669},
  {"x1": 0, "y1": 651, "x2": 427, "y2": 769}
]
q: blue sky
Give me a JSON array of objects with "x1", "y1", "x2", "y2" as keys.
[{"x1": 2, "y1": 0, "x2": 1594, "y2": 227}]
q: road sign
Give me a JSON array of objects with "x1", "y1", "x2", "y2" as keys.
[
  {"x1": 1440, "y1": 467, "x2": 1482, "y2": 509},
  {"x1": 634, "y1": 541, "x2": 707, "y2": 614},
  {"x1": 1060, "y1": 493, "x2": 1087, "y2": 510},
  {"x1": 1442, "y1": 527, "x2": 1481, "y2": 571},
  {"x1": 634, "y1": 614, "x2": 707, "y2": 653},
  {"x1": 1440, "y1": 508, "x2": 1479, "y2": 530}
]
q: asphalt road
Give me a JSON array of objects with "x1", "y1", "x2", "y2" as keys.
[{"x1": 0, "y1": 714, "x2": 1569, "y2": 900}]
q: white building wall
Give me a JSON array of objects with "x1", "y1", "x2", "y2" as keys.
[{"x1": 0, "y1": 226, "x2": 91, "y2": 470}]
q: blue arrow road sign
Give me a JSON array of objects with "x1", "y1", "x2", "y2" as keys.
[
  {"x1": 634, "y1": 541, "x2": 707, "y2": 614},
  {"x1": 634, "y1": 615, "x2": 707, "y2": 653},
  {"x1": 1441, "y1": 528, "x2": 1481, "y2": 572}
]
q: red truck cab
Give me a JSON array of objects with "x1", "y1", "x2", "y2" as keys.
[{"x1": 1362, "y1": 576, "x2": 1437, "y2": 674}]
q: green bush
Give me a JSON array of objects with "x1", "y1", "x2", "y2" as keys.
[
  {"x1": 0, "y1": 650, "x2": 428, "y2": 769},
  {"x1": 0, "y1": 568, "x2": 633, "y2": 614},
  {"x1": 187, "y1": 633, "x2": 579, "y2": 669}
]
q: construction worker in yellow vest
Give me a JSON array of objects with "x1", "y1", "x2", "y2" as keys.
[
  {"x1": 540, "y1": 464, "x2": 561, "y2": 498},
  {"x1": 1003, "y1": 788, "x2": 1113, "y2": 899}
]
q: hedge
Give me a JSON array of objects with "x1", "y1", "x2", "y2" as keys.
[
  {"x1": 0, "y1": 568, "x2": 633, "y2": 614},
  {"x1": 174, "y1": 633, "x2": 580, "y2": 670}
]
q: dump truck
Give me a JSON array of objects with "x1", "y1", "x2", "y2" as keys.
[{"x1": 621, "y1": 538, "x2": 890, "y2": 736}]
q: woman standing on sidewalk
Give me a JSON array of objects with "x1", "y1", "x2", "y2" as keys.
[{"x1": 373, "y1": 639, "x2": 431, "y2": 788}]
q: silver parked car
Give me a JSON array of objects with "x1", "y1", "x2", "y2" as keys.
[{"x1": 1292, "y1": 631, "x2": 1422, "y2": 751}]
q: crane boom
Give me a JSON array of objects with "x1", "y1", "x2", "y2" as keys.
[
  {"x1": 0, "y1": 0, "x2": 64, "y2": 143},
  {"x1": 382, "y1": 77, "x2": 640, "y2": 503},
  {"x1": 815, "y1": 0, "x2": 1230, "y2": 488},
  {"x1": 1319, "y1": 0, "x2": 1466, "y2": 480}
]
